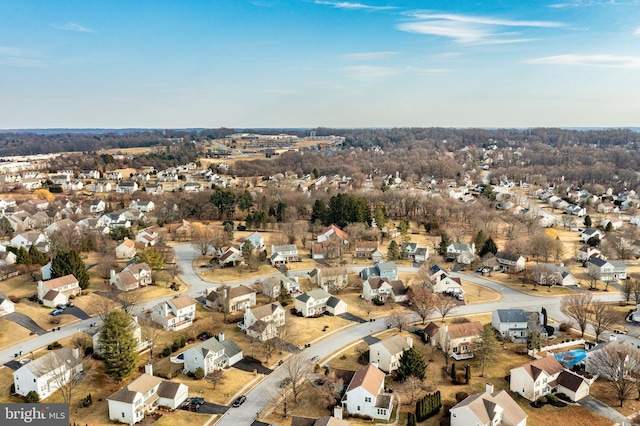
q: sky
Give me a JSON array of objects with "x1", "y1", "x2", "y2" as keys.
[{"x1": 1, "y1": 0, "x2": 640, "y2": 129}]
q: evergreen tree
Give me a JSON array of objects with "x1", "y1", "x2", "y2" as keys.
[
  {"x1": 479, "y1": 237, "x2": 498, "y2": 257},
  {"x1": 396, "y1": 348, "x2": 426, "y2": 381},
  {"x1": 110, "y1": 226, "x2": 134, "y2": 241},
  {"x1": 584, "y1": 215, "x2": 592, "y2": 228},
  {"x1": 474, "y1": 230, "x2": 487, "y2": 254},
  {"x1": 99, "y1": 311, "x2": 139, "y2": 381},
  {"x1": 438, "y1": 232, "x2": 451, "y2": 255},
  {"x1": 133, "y1": 246, "x2": 164, "y2": 271},
  {"x1": 450, "y1": 362, "x2": 457, "y2": 382},
  {"x1": 407, "y1": 412, "x2": 416, "y2": 426},
  {"x1": 210, "y1": 188, "x2": 236, "y2": 219},
  {"x1": 236, "y1": 190, "x2": 254, "y2": 212},
  {"x1": 387, "y1": 240, "x2": 400, "y2": 261},
  {"x1": 465, "y1": 364, "x2": 471, "y2": 384},
  {"x1": 51, "y1": 249, "x2": 90, "y2": 290},
  {"x1": 310, "y1": 199, "x2": 328, "y2": 225},
  {"x1": 16, "y1": 246, "x2": 30, "y2": 265},
  {"x1": 541, "y1": 307, "x2": 548, "y2": 327},
  {"x1": 28, "y1": 245, "x2": 46, "y2": 266},
  {"x1": 472, "y1": 324, "x2": 498, "y2": 377},
  {"x1": 605, "y1": 221, "x2": 613, "y2": 232},
  {"x1": 399, "y1": 218, "x2": 410, "y2": 241},
  {"x1": 373, "y1": 204, "x2": 388, "y2": 228}
]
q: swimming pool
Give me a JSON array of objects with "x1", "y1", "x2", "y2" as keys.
[{"x1": 554, "y1": 349, "x2": 587, "y2": 367}]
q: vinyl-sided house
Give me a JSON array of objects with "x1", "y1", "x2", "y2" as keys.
[
  {"x1": 13, "y1": 347, "x2": 83, "y2": 400},
  {"x1": 317, "y1": 224, "x2": 349, "y2": 245},
  {"x1": 510, "y1": 357, "x2": 593, "y2": 402},
  {"x1": 310, "y1": 267, "x2": 349, "y2": 292},
  {"x1": 587, "y1": 257, "x2": 627, "y2": 281},
  {"x1": 115, "y1": 238, "x2": 137, "y2": 259},
  {"x1": 183, "y1": 334, "x2": 243, "y2": 375},
  {"x1": 151, "y1": 296, "x2": 196, "y2": 331},
  {"x1": 110, "y1": 263, "x2": 153, "y2": 292},
  {"x1": 270, "y1": 244, "x2": 300, "y2": 266},
  {"x1": 450, "y1": 383, "x2": 527, "y2": 426},
  {"x1": 362, "y1": 277, "x2": 407, "y2": 303},
  {"x1": 529, "y1": 264, "x2": 576, "y2": 287},
  {"x1": 205, "y1": 285, "x2": 256, "y2": 313},
  {"x1": 295, "y1": 288, "x2": 347, "y2": 317},
  {"x1": 107, "y1": 366, "x2": 189, "y2": 425},
  {"x1": 446, "y1": 242, "x2": 475, "y2": 264},
  {"x1": 430, "y1": 321, "x2": 483, "y2": 360},
  {"x1": 359, "y1": 261, "x2": 398, "y2": 282},
  {"x1": 341, "y1": 364, "x2": 393, "y2": 421},
  {"x1": 491, "y1": 309, "x2": 544, "y2": 342},
  {"x1": 577, "y1": 246, "x2": 601, "y2": 262},
  {"x1": 494, "y1": 251, "x2": 526, "y2": 273},
  {"x1": 37, "y1": 274, "x2": 80, "y2": 308},
  {"x1": 431, "y1": 274, "x2": 463, "y2": 295},
  {"x1": 581, "y1": 228, "x2": 603, "y2": 243},
  {"x1": 241, "y1": 231, "x2": 266, "y2": 253},
  {"x1": 354, "y1": 241, "x2": 379, "y2": 259},
  {"x1": 369, "y1": 335, "x2": 413, "y2": 373},
  {"x1": 0, "y1": 292, "x2": 15, "y2": 316},
  {"x1": 244, "y1": 302, "x2": 286, "y2": 341}
]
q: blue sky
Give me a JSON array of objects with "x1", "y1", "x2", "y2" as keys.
[{"x1": 1, "y1": 0, "x2": 640, "y2": 128}]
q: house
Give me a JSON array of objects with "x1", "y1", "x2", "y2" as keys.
[
  {"x1": 587, "y1": 257, "x2": 627, "y2": 281},
  {"x1": 341, "y1": 364, "x2": 393, "y2": 421},
  {"x1": 362, "y1": 277, "x2": 407, "y2": 303},
  {"x1": 414, "y1": 247, "x2": 429, "y2": 263},
  {"x1": 577, "y1": 246, "x2": 601, "y2": 262},
  {"x1": 145, "y1": 183, "x2": 164, "y2": 196},
  {"x1": 491, "y1": 309, "x2": 544, "y2": 342},
  {"x1": 10, "y1": 231, "x2": 49, "y2": 252},
  {"x1": 135, "y1": 228, "x2": 159, "y2": 247},
  {"x1": 317, "y1": 225, "x2": 349, "y2": 245},
  {"x1": 359, "y1": 261, "x2": 398, "y2": 282},
  {"x1": 369, "y1": 335, "x2": 413, "y2": 373},
  {"x1": 581, "y1": 228, "x2": 603, "y2": 243},
  {"x1": 115, "y1": 238, "x2": 137, "y2": 259},
  {"x1": 130, "y1": 199, "x2": 155, "y2": 212},
  {"x1": 290, "y1": 416, "x2": 350, "y2": 426},
  {"x1": 381, "y1": 225, "x2": 401, "y2": 239},
  {"x1": 312, "y1": 240, "x2": 342, "y2": 261},
  {"x1": 105, "y1": 171, "x2": 123, "y2": 180},
  {"x1": 20, "y1": 179, "x2": 43, "y2": 191},
  {"x1": 166, "y1": 219, "x2": 192, "y2": 240},
  {"x1": 262, "y1": 274, "x2": 301, "y2": 298},
  {"x1": 270, "y1": 244, "x2": 299, "y2": 266},
  {"x1": 244, "y1": 302, "x2": 286, "y2": 341},
  {"x1": 431, "y1": 274, "x2": 464, "y2": 295},
  {"x1": 107, "y1": 367, "x2": 189, "y2": 425},
  {"x1": 218, "y1": 247, "x2": 244, "y2": 267},
  {"x1": 0, "y1": 251, "x2": 17, "y2": 266},
  {"x1": 241, "y1": 231, "x2": 266, "y2": 253},
  {"x1": 92, "y1": 315, "x2": 149, "y2": 355},
  {"x1": 37, "y1": 275, "x2": 81, "y2": 308},
  {"x1": 601, "y1": 217, "x2": 623, "y2": 230},
  {"x1": 494, "y1": 251, "x2": 526, "y2": 273},
  {"x1": 78, "y1": 170, "x2": 100, "y2": 179},
  {"x1": 354, "y1": 241, "x2": 379, "y2": 259},
  {"x1": 183, "y1": 334, "x2": 243, "y2": 375},
  {"x1": 110, "y1": 263, "x2": 152, "y2": 292},
  {"x1": 205, "y1": 285, "x2": 256, "y2": 312},
  {"x1": 151, "y1": 296, "x2": 196, "y2": 331},
  {"x1": 116, "y1": 181, "x2": 139, "y2": 194},
  {"x1": 446, "y1": 242, "x2": 475, "y2": 264},
  {"x1": 529, "y1": 264, "x2": 576, "y2": 287},
  {"x1": 310, "y1": 267, "x2": 349, "y2": 292},
  {"x1": 295, "y1": 288, "x2": 348, "y2": 317},
  {"x1": 182, "y1": 182, "x2": 203, "y2": 193},
  {"x1": 0, "y1": 292, "x2": 15, "y2": 316},
  {"x1": 13, "y1": 347, "x2": 84, "y2": 400},
  {"x1": 431, "y1": 321, "x2": 483, "y2": 360},
  {"x1": 510, "y1": 357, "x2": 593, "y2": 402},
  {"x1": 97, "y1": 212, "x2": 131, "y2": 230},
  {"x1": 400, "y1": 242, "x2": 418, "y2": 260},
  {"x1": 566, "y1": 205, "x2": 586, "y2": 217},
  {"x1": 88, "y1": 180, "x2": 112, "y2": 193},
  {"x1": 450, "y1": 383, "x2": 527, "y2": 426}
]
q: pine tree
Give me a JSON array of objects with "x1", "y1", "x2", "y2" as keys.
[
  {"x1": 450, "y1": 362, "x2": 457, "y2": 382},
  {"x1": 28, "y1": 245, "x2": 46, "y2": 266},
  {"x1": 438, "y1": 232, "x2": 451, "y2": 255},
  {"x1": 407, "y1": 412, "x2": 416, "y2": 426},
  {"x1": 16, "y1": 246, "x2": 30, "y2": 265},
  {"x1": 387, "y1": 240, "x2": 400, "y2": 261},
  {"x1": 479, "y1": 237, "x2": 498, "y2": 257},
  {"x1": 99, "y1": 311, "x2": 139, "y2": 381},
  {"x1": 396, "y1": 348, "x2": 427, "y2": 381},
  {"x1": 51, "y1": 249, "x2": 90, "y2": 290},
  {"x1": 310, "y1": 199, "x2": 328, "y2": 225},
  {"x1": 474, "y1": 230, "x2": 487, "y2": 254},
  {"x1": 465, "y1": 364, "x2": 471, "y2": 384},
  {"x1": 584, "y1": 215, "x2": 592, "y2": 228}
]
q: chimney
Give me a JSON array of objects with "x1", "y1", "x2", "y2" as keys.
[
  {"x1": 406, "y1": 336, "x2": 413, "y2": 349},
  {"x1": 486, "y1": 383, "x2": 494, "y2": 394},
  {"x1": 322, "y1": 284, "x2": 329, "y2": 293},
  {"x1": 110, "y1": 269, "x2": 116, "y2": 278},
  {"x1": 145, "y1": 363, "x2": 153, "y2": 376},
  {"x1": 72, "y1": 347, "x2": 80, "y2": 359},
  {"x1": 334, "y1": 406, "x2": 343, "y2": 420},
  {"x1": 218, "y1": 332, "x2": 225, "y2": 342}
]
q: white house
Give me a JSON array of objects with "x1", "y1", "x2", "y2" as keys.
[
  {"x1": 295, "y1": 288, "x2": 348, "y2": 317},
  {"x1": 509, "y1": 357, "x2": 592, "y2": 402},
  {"x1": 241, "y1": 231, "x2": 266, "y2": 253},
  {"x1": 310, "y1": 267, "x2": 349, "y2": 292},
  {"x1": 430, "y1": 321, "x2": 483, "y2": 360},
  {"x1": 270, "y1": 244, "x2": 300, "y2": 266},
  {"x1": 116, "y1": 181, "x2": 139, "y2": 194},
  {"x1": 10, "y1": 231, "x2": 49, "y2": 252},
  {"x1": 244, "y1": 302, "x2": 286, "y2": 341},
  {"x1": 135, "y1": 228, "x2": 159, "y2": 247},
  {"x1": 110, "y1": 263, "x2": 152, "y2": 292},
  {"x1": 577, "y1": 246, "x2": 601, "y2": 262},
  {"x1": 450, "y1": 383, "x2": 527, "y2": 426},
  {"x1": 182, "y1": 334, "x2": 243, "y2": 375},
  {"x1": 108, "y1": 366, "x2": 188, "y2": 425},
  {"x1": 587, "y1": 258, "x2": 627, "y2": 281},
  {"x1": 342, "y1": 364, "x2": 393, "y2": 421},
  {"x1": 37, "y1": 274, "x2": 81, "y2": 308},
  {"x1": 362, "y1": 277, "x2": 407, "y2": 303},
  {"x1": 13, "y1": 347, "x2": 83, "y2": 400},
  {"x1": 369, "y1": 335, "x2": 413, "y2": 373},
  {"x1": 446, "y1": 242, "x2": 475, "y2": 264},
  {"x1": 151, "y1": 296, "x2": 196, "y2": 331},
  {"x1": 431, "y1": 275, "x2": 464, "y2": 295},
  {"x1": 494, "y1": 251, "x2": 526, "y2": 273},
  {"x1": 130, "y1": 199, "x2": 155, "y2": 212},
  {"x1": 317, "y1": 224, "x2": 349, "y2": 245},
  {"x1": 491, "y1": 309, "x2": 543, "y2": 342},
  {"x1": 529, "y1": 264, "x2": 576, "y2": 287},
  {"x1": 581, "y1": 228, "x2": 603, "y2": 243},
  {"x1": 115, "y1": 238, "x2": 137, "y2": 259},
  {"x1": 0, "y1": 292, "x2": 15, "y2": 316},
  {"x1": 89, "y1": 199, "x2": 106, "y2": 214}
]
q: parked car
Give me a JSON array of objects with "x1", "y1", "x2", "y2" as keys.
[
  {"x1": 280, "y1": 378, "x2": 292, "y2": 388},
  {"x1": 67, "y1": 301, "x2": 74, "y2": 307},
  {"x1": 56, "y1": 304, "x2": 67, "y2": 310},
  {"x1": 19, "y1": 359, "x2": 31, "y2": 365},
  {"x1": 310, "y1": 355, "x2": 320, "y2": 363},
  {"x1": 232, "y1": 396, "x2": 246, "y2": 407},
  {"x1": 50, "y1": 309, "x2": 64, "y2": 316},
  {"x1": 457, "y1": 294, "x2": 464, "y2": 301}
]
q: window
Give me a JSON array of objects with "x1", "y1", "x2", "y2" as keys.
[
  {"x1": 121, "y1": 413, "x2": 125, "y2": 418},
  {"x1": 357, "y1": 406, "x2": 361, "y2": 411},
  {"x1": 365, "y1": 397, "x2": 371, "y2": 403}
]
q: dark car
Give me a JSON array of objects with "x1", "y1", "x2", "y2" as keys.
[
  {"x1": 191, "y1": 397, "x2": 204, "y2": 406},
  {"x1": 56, "y1": 303, "x2": 67, "y2": 310},
  {"x1": 232, "y1": 396, "x2": 246, "y2": 407},
  {"x1": 50, "y1": 309, "x2": 64, "y2": 316},
  {"x1": 279, "y1": 378, "x2": 292, "y2": 388}
]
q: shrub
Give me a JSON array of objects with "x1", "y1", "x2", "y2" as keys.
[
  {"x1": 442, "y1": 400, "x2": 455, "y2": 417},
  {"x1": 8, "y1": 295, "x2": 20, "y2": 303},
  {"x1": 546, "y1": 393, "x2": 559, "y2": 403},
  {"x1": 25, "y1": 391, "x2": 40, "y2": 403},
  {"x1": 537, "y1": 396, "x2": 548, "y2": 404},
  {"x1": 514, "y1": 345, "x2": 528, "y2": 355},
  {"x1": 456, "y1": 372, "x2": 466, "y2": 384},
  {"x1": 559, "y1": 323, "x2": 571, "y2": 332},
  {"x1": 194, "y1": 367, "x2": 205, "y2": 380},
  {"x1": 455, "y1": 392, "x2": 469, "y2": 402},
  {"x1": 544, "y1": 325, "x2": 555, "y2": 336},
  {"x1": 372, "y1": 297, "x2": 384, "y2": 306},
  {"x1": 162, "y1": 346, "x2": 171, "y2": 357}
]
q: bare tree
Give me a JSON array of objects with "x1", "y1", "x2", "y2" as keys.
[
  {"x1": 632, "y1": 279, "x2": 640, "y2": 305},
  {"x1": 315, "y1": 373, "x2": 344, "y2": 409},
  {"x1": 591, "y1": 301, "x2": 617, "y2": 342},
  {"x1": 95, "y1": 289, "x2": 119, "y2": 321},
  {"x1": 39, "y1": 348, "x2": 93, "y2": 405},
  {"x1": 408, "y1": 285, "x2": 436, "y2": 324},
  {"x1": 119, "y1": 289, "x2": 142, "y2": 315},
  {"x1": 435, "y1": 294, "x2": 456, "y2": 323},
  {"x1": 282, "y1": 354, "x2": 312, "y2": 403},
  {"x1": 399, "y1": 376, "x2": 424, "y2": 405},
  {"x1": 206, "y1": 369, "x2": 225, "y2": 390},
  {"x1": 360, "y1": 299, "x2": 374, "y2": 318},
  {"x1": 139, "y1": 316, "x2": 163, "y2": 361},
  {"x1": 561, "y1": 293, "x2": 592, "y2": 338},
  {"x1": 261, "y1": 278, "x2": 279, "y2": 302},
  {"x1": 94, "y1": 253, "x2": 118, "y2": 280},
  {"x1": 191, "y1": 225, "x2": 216, "y2": 264},
  {"x1": 606, "y1": 235, "x2": 635, "y2": 260},
  {"x1": 622, "y1": 279, "x2": 634, "y2": 304},
  {"x1": 589, "y1": 342, "x2": 639, "y2": 407},
  {"x1": 387, "y1": 311, "x2": 412, "y2": 332}
]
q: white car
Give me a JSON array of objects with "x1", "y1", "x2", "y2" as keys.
[{"x1": 19, "y1": 359, "x2": 31, "y2": 365}]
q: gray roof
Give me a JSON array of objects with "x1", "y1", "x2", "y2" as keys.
[
  {"x1": 296, "y1": 293, "x2": 311, "y2": 303},
  {"x1": 326, "y1": 296, "x2": 343, "y2": 308},
  {"x1": 376, "y1": 262, "x2": 397, "y2": 273},
  {"x1": 220, "y1": 339, "x2": 242, "y2": 358},
  {"x1": 272, "y1": 244, "x2": 298, "y2": 253},
  {"x1": 588, "y1": 257, "x2": 608, "y2": 267},
  {"x1": 495, "y1": 309, "x2": 531, "y2": 323}
]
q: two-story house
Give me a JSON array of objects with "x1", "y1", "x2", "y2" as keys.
[
  {"x1": 0, "y1": 292, "x2": 15, "y2": 316},
  {"x1": 13, "y1": 347, "x2": 83, "y2": 400},
  {"x1": 116, "y1": 181, "x2": 139, "y2": 194},
  {"x1": 144, "y1": 183, "x2": 164, "y2": 196},
  {"x1": 359, "y1": 261, "x2": 398, "y2": 282},
  {"x1": 317, "y1": 224, "x2": 349, "y2": 245},
  {"x1": 115, "y1": 238, "x2": 137, "y2": 259},
  {"x1": 241, "y1": 231, "x2": 266, "y2": 253},
  {"x1": 581, "y1": 228, "x2": 603, "y2": 243},
  {"x1": 429, "y1": 320, "x2": 483, "y2": 360},
  {"x1": 446, "y1": 242, "x2": 475, "y2": 264},
  {"x1": 529, "y1": 264, "x2": 576, "y2": 287},
  {"x1": 244, "y1": 302, "x2": 286, "y2": 341},
  {"x1": 151, "y1": 296, "x2": 196, "y2": 331},
  {"x1": 577, "y1": 246, "x2": 601, "y2": 262},
  {"x1": 295, "y1": 288, "x2": 348, "y2": 317},
  {"x1": 450, "y1": 383, "x2": 527, "y2": 426},
  {"x1": 362, "y1": 277, "x2": 407, "y2": 303},
  {"x1": 110, "y1": 263, "x2": 152, "y2": 292},
  {"x1": 310, "y1": 267, "x2": 349, "y2": 292},
  {"x1": 587, "y1": 257, "x2": 627, "y2": 281},
  {"x1": 270, "y1": 244, "x2": 300, "y2": 266},
  {"x1": 400, "y1": 242, "x2": 419, "y2": 260},
  {"x1": 10, "y1": 231, "x2": 49, "y2": 252},
  {"x1": 341, "y1": 364, "x2": 393, "y2": 421},
  {"x1": 205, "y1": 285, "x2": 256, "y2": 313},
  {"x1": 88, "y1": 180, "x2": 112, "y2": 193},
  {"x1": 491, "y1": 309, "x2": 544, "y2": 342},
  {"x1": 510, "y1": 357, "x2": 592, "y2": 402},
  {"x1": 108, "y1": 365, "x2": 188, "y2": 425},
  {"x1": 494, "y1": 251, "x2": 526, "y2": 273},
  {"x1": 369, "y1": 335, "x2": 413, "y2": 373},
  {"x1": 129, "y1": 199, "x2": 155, "y2": 212},
  {"x1": 37, "y1": 274, "x2": 81, "y2": 307},
  {"x1": 354, "y1": 241, "x2": 379, "y2": 259},
  {"x1": 182, "y1": 334, "x2": 243, "y2": 375}
]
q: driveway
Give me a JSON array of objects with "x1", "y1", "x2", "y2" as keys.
[
  {"x1": 578, "y1": 395, "x2": 631, "y2": 426},
  {"x1": 63, "y1": 306, "x2": 91, "y2": 320},
  {"x1": 233, "y1": 357, "x2": 273, "y2": 375},
  {"x1": 4, "y1": 312, "x2": 48, "y2": 335},
  {"x1": 189, "y1": 402, "x2": 229, "y2": 415},
  {"x1": 338, "y1": 312, "x2": 367, "y2": 324}
]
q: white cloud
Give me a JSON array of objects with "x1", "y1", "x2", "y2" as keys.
[
  {"x1": 341, "y1": 51, "x2": 398, "y2": 60},
  {"x1": 51, "y1": 22, "x2": 95, "y2": 33},
  {"x1": 525, "y1": 54, "x2": 640, "y2": 68},
  {"x1": 548, "y1": 1, "x2": 630, "y2": 8},
  {"x1": 314, "y1": 1, "x2": 395, "y2": 11},
  {"x1": 635, "y1": 27, "x2": 640, "y2": 35},
  {"x1": 407, "y1": 12, "x2": 563, "y2": 28},
  {"x1": 0, "y1": 46, "x2": 44, "y2": 67}
]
